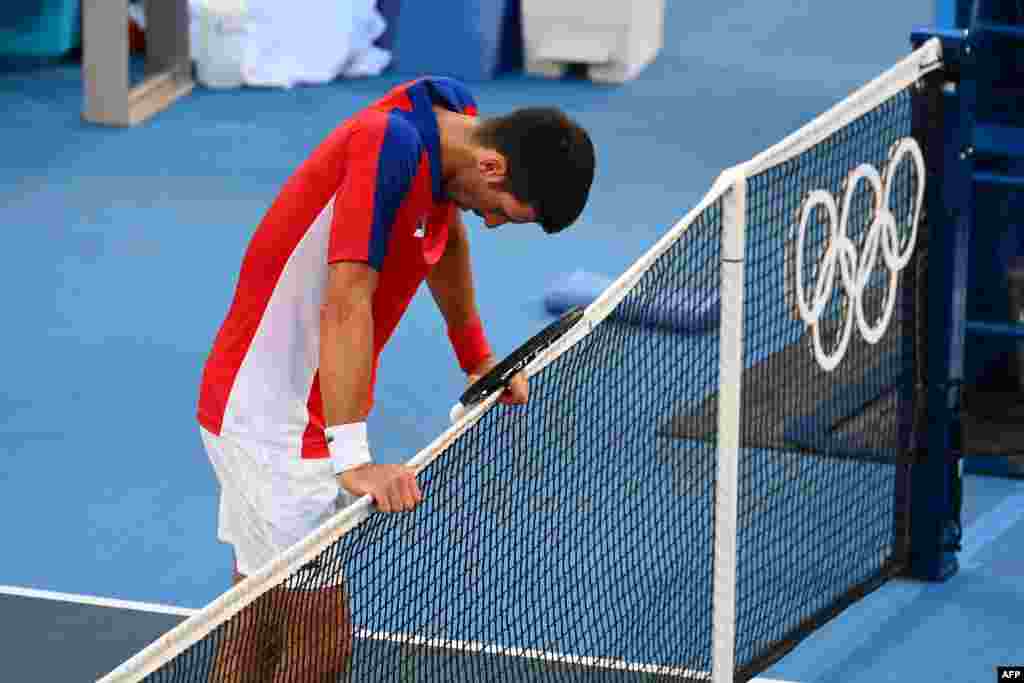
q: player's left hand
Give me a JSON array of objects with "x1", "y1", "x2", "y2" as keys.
[{"x1": 468, "y1": 357, "x2": 529, "y2": 405}]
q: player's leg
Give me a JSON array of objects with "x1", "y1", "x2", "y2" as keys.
[
  {"x1": 273, "y1": 577, "x2": 353, "y2": 683},
  {"x1": 201, "y1": 428, "x2": 284, "y2": 682},
  {"x1": 269, "y1": 456, "x2": 355, "y2": 682},
  {"x1": 204, "y1": 427, "x2": 353, "y2": 682},
  {"x1": 209, "y1": 567, "x2": 282, "y2": 682}
]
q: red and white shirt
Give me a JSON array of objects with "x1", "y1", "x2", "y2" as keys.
[{"x1": 198, "y1": 78, "x2": 478, "y2": 459}]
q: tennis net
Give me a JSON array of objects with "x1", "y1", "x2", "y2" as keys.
[{"x1": 98, "y1": 38, "x2": 944, "y2": 683}]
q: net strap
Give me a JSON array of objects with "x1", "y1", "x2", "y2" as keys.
[{"x1": 712, "y1": 174, "x2": 747, "y2": 683}]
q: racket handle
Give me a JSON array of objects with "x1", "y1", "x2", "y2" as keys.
[{"x1": 449, "y1": 402, "x2": 466, "y2": 424}]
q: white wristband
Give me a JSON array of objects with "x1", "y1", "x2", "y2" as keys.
[{"x1": 325, "y1": 422, "x2": 372, "y2": 475}]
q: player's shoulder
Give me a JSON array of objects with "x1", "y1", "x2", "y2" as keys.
[
  {"x1": 346, "y1": 108, "x2": 423, "y2": 160},
  {"x1": 419, "y1": 77, "x2": 478, "y2": 115}
]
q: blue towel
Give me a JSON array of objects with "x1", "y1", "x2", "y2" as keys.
[{"x1": 543, "y1": 270, "x2": 720, "y2": 334}]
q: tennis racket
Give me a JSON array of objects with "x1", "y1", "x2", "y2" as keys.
[{"x1": 449, "y1": 306, "x2": 586, "y2": 423}]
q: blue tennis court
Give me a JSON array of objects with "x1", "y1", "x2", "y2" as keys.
[
  {"x1": 2, "y1": 1, "x2": 1022, "y2": 682},
  {"x1": 2, "y1": 473, "x2": 1021, "y2": 682}
]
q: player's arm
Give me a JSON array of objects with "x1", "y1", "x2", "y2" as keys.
[
  {"x1": 427, "y1": 211, "x2": 528, "y2": 404},
  {"x1": 324, "y1": 115, "x2": 422, "y2": 512},
  {"x1": 320, "y1": 262, "x2": 420, "y2": 513},
  {"x1": 320, "y1": 262, "x2": 376, "y2": 429}
]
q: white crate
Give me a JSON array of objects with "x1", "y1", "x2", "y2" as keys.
[{"x1": 521, "y1": 0, "x2": 664, "y2": 84}]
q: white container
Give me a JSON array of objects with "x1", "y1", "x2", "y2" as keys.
[
  {"x1": 521, "y1": 0, "x2": 664, "y2": 84},
  {"x1": 193, "y1": 0, "x2": 248, "y2": 89}
]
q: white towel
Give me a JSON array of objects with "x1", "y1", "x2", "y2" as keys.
[
  {"x1": 241, "y1": 0, "x2": 391, "y2": 87},
  {"x1": 179, "y1": 0, "x2": 391, "y2": 89}
]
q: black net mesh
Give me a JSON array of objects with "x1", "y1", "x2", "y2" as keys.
[
  {"x1": 136, "y1": 202, "x2": 726, "y2": 683},
  {"x1": 106, "y1": 60, "x2": 934, "y2": 683},
  {"x1": 656, "y1": 87, "x2": 925, "y2": 677},
  {"x1": 733, "y1": 89, "x2": 923, "y2": 676}
]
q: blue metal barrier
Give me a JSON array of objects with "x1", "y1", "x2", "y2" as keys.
[{"x1": 908, "y1": 0, "x2": 1024, "y2": 580}]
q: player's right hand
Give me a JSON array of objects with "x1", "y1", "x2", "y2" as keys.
[{"x1": 337, "y1": 464, "x2": 422, "y2": 513}]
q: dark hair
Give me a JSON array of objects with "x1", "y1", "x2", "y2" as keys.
[{"x1": 474, "y1": 107, "x2": 595, "y2": 233}]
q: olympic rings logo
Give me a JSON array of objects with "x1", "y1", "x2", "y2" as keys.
[{"x1": 794, "y1": 137, "x2": 926, "y2": 372}]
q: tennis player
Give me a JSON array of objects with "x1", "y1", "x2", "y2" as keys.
[{"x1": 196, "y1": 76, "x2": 594, "y2": 680}]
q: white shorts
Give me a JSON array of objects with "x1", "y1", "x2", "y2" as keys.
[{"x1": 200, "y1": 427, "x2": 355, "y2": 579}]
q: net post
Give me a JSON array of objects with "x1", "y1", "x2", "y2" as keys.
[
  {"x1": 906, "y1": 31, "x2": 966, "y2": 582},
  {"x1": 712, "y1": 170, "x2": 746, "y2": 683}
]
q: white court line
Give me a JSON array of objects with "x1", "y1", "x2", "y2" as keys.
[
  {"x1": 0, "y1": 584, "x2": 799, "y2": 682},
  {"x1": 354, "y1": 627, "x2": 797, "y2": 682},
  {"x1": 0, "y1": 584, "x2": 198, "y2": 618}
]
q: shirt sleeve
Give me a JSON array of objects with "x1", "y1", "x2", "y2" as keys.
[
  {"x1": 424, "y1": 77, "x2": 478, "y2": 116},
  {"x1": 328, "y1": 114, "x2": 421, "y2": 271}
]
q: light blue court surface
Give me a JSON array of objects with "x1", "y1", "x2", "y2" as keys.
[{"x1": 1, "y1": 1, "x2": 1022, "y2": 681}]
